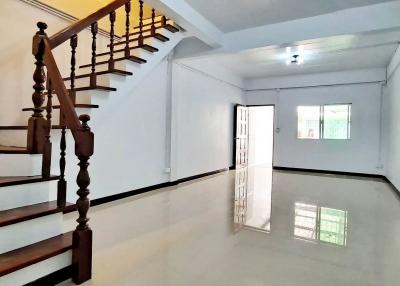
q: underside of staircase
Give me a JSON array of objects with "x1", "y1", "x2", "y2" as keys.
[{"x1": 0, "y1": 0, "x2": 183, "y2": 285}]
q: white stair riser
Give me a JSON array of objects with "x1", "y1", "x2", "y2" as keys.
[
  {"x1": 0, "y1": 250, "x2": 71, "y2": 286},
  {"x1": 51, "y1": 92, "x2": 92, "y2": 106},
  {"x1": 0, "y1": 213, "x2": 63, "y2": 254},
  {"x1": 63, "y1": 72, "x2": 129, "y2": 89},
  {"x1": 0, "y1": 181, "x2": 55, "y2": 211},
  {"x1": 78, "y1": 59, "x2": 129, "y2": 74},
  {"x1": 0, "y1": 154, "x2": 42, "y2": 176},
  {"x1": 129, "y1": 19, "x2": 175, "y2": 33},
  {"x1": 95, "y1": 48, "x2": 153, "y2": 63},
  {"x1": 0, "y1": 130, "x2": 27, "y2": 147}
]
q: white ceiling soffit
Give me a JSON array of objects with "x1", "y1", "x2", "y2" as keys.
[
  {"x1": 221, "y1": 1, "x2": 400, "y2": 53},
  {"x1": 209, "y1": 29, "x2": 400, "y2": 79},
  {"x1": 172, "y1": 1, "x2": 400, "y2": 60},
  {"x1": 184, "y1": 0, "x2": 395, "y2": 33},
  {"x1": 144, "y1": 0, "x2": 223, "y2": 48}
]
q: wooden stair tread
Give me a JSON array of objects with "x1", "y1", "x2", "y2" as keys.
[
  {"x1": 0, "y1": 201, "x2": 72, "y2": 227},
  {"x1": 110, "y1": 33, "x2": 169, "y2": 48},
  {"x1": 0, "y1": 145, "x2": 29, "y2": 154},
  {"x1": 0, "y1": 125, "x2": 64, "y2": 130},
  {"x1": 0, "y1": 126, "x2": 30, "y2": 130},
  {"x1": 0, "y1": 175, "x2": 59, "y2": 188},
  {"x1": 164, "y1": 23, "x2": 180, "y2": 33},
  {"x1": 63, "y1": 69, "x2": 132, "y2": 80},
  {"x1": 53, "y1": 104, "x2": 99, "y2": 109},
  {"x1": 79, "y1": 56, "x2": 146, "y2": 68},
  {"x1": 0, "y1": 231, "x2": 73, "y2": 276},
  {"x1": 23, "y1": 103, "x2": 100, "y2": 112},
  {"x1": 96, "y1": 44, "x2": 158, "y2": 57}
]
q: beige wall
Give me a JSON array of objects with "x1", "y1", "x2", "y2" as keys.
[
  {"x1": 38, "y1": 0, "x2": 159, "y2": 35},
  {"x1": 0, "y1": 0, "x2": 109, "y2": 126}
]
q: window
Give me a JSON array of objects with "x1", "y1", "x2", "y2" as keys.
[{"x1": 297, "y1": 104, "x2": 351, "y2": 140}]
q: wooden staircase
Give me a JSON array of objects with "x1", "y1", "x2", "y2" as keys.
[{"x1": 0, "y1": 0, "x2": 182, "y2": 285}]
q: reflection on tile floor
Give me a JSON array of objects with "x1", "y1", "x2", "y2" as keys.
[
  {"x1": 294, "y1": 202, "x2": 348, "y2": 246},
  {"x1": 234, "y1": 166, "x2": 272, "y2": 233},
  {"x1": 61, "y1": 167, "x2": 400, "y2": 286}
]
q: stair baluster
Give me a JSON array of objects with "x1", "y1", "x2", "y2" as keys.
[
  {"x1": 90, "y1": 22, "x2": 98, "y2": 88},
  {"x1": 70, "y1": 34, "x2": 78, "y2": 104},
  {"x1": 108, "y1": 11, "x2": 116, "y2": 70},
  {"x1": 57, "y1": 126, "x2": 67, "y2": 208},
  {"x1": 138, "y1": 0, "x2": 144, "y2": 46},
  {"x1": 124, "y1": 1, "x2": 131, "y2": 58},
  {"x1": 161, "y1": 15, "x2": 167, "y2": 28},
  {"x1": 42, "y1": 76, "x2": 53, "y2": 178},
  {"x1": 151, "y1": 8, "x2": 156, "y2": 36}
]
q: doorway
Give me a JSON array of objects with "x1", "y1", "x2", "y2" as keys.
[
  {"x1": 248, "y1": 105, "x2": 275, "y2": 168},
  {"x1": 234, "y1": 105, "x2": 275, "y2": 169}
]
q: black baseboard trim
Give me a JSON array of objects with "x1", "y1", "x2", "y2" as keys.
[
  {"x1": 91, "y1": 181, "x2": 174, "y2": 207},
  {"x1": 64, "y1": 167, "x2": 230, "y2": 213},
  {"x1": 382, "y1": 176, "x2": 400, "y2": 200},
  {"x1": 174, "y1": 168, "x2": 229, "y2": 185},
  {"x1": 25, "y1": 266, "x2": 72, "y2": 286},
  {"x1": 273, "y1": 166, "x2": 385, "y2": 179},
  {"x1": 274, "y1": 166, "x2": 400, "y2": 200}
]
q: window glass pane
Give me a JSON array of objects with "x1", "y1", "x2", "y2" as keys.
[
  {"x1": 323, "y1": 105, "x2": 350, "y2": 139},
  {"x1": 297, "y1": 106, "x2": 320, "y2": 139}
]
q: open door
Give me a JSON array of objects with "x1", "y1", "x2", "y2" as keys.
[{"x1": 234, "y1": 105, "x2": 249, "y2": 169}]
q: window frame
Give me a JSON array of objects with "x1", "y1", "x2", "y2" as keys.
[{"x1": 297, "y1": 103, "x2": 352, "y2": 140}]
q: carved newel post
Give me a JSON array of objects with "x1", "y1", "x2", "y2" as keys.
[
  {"x1": 72, "y1": 114, "x2": 94, "y2": 284},
  {"x1": 27, "y1": 22, "x2": 48, "y2": 153}
]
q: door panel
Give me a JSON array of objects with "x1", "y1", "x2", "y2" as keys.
[{"x1": 234, "y1": 105, "x2": 249, "y2": 168}]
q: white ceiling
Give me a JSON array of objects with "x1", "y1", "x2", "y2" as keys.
[
  {"x1": 184, "y1": 0, "x2": 396, "y2": 32},
  {"x1": 185, "y1": 29, "x2": 400, "y2": 79}
]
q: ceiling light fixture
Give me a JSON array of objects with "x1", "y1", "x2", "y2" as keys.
[
  {"x1": 286, "y1": 54, "x2": 303, "y2": 65},
  {"x1": 285, "y1": 45, "x2": 305, "y2": 65}
]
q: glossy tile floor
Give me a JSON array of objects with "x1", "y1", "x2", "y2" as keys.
[{"x1": 61, "y1": 166, "x2": 400, "y2": 286}]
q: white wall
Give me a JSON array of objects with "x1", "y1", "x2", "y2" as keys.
[
  {"x1": 245, "y1": 69, "x2": 385, "y2": 174},
  {"x1": 384, "y1": 46, "x2": 400, "y2": 190},
  {"x1": 171, "y1": 61, "x2": 244, "y2": 180}
]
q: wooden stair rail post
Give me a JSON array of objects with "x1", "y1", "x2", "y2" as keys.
[
  {"x1": 72, "y1": 114, "x2": 94, "y2": 284},
  {"x1": 108, "y1": 11, "x2": 116, "y2": 70},
  {"x1": 138, "y1": 0, "x2": 144, "y2": 46},
  {"x1": 27, "y1": 22, "x2": 49, "y2": 154},
  {"x1": 90, "y1": 22, "x2": 98, "y2": 88},
  {"x1": 124, "y1": 1, "x2": 131, "y2": 58}
]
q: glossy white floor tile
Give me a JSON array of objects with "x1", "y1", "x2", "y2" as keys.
[{"x1": 61, "y1": 167, "x2": 400, "y2": 286}]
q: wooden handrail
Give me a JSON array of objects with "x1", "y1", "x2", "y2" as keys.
[
  {"x1": 42, "y1": 38, "x2": 81, "y2": 132},
  {"x1": 49, "y1": 0, "x2": 129, "y2": 49}
]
